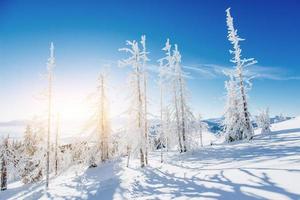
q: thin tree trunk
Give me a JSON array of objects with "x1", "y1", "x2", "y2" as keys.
[
  {"x1": 46, "y1": 65, "x2": 52, "y2": 189},
  {"x1": 46, "y1": 43, "x2": 54, "y2": 189},
  {"x1": 200, "y1": 129, "x2": 203, "y2": 147},
  {"x1": 136, "y1": 62, "x2": 145, "y2": 168},
  {"x1": 178, "y1": 74, "x2": 187, "y2": 152},
  {"x1": 55, "y1": 114, "x2": 59, "y2": 175},
  {"x1": 126, "y1": 146, "x2": 130, "y2": 167},
  {"x1": 173, "y1": 84, "x2": 183, "y2": 153},
  {"x1": 160, "y1": 85, "x2": 164, "y2": 163},
  {"x1": 143, "y1": 72, "x2": 148, "y2": 165},
  {"x1": 160, "y1": 141, "x2": 163, "y2": 163},
  {"x1": 100, "y1": 75, "x2": 108, "y2": 162}
]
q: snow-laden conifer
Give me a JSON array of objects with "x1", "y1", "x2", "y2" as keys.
[
  {"x1": 159, "y1": 39, "x2": 195, "y2": 152},
  {"x1": 224, "y1": 8, "x2": 257, "y2": 141},
  {"x1": 0, "y1": 136, "x2": 14, "y2": 191},
  {"x1": 256, "y1": 108, "x2": 271, "y2": 134},
  {"x1": 46, "y1": 42, "x2": 55, "y2": 189},
  {"x1": 119, "y1": 36, "x2": 149, "y2": 167},
  {"x1": 19, "y1": 124, "x2": 45, "y2": 184}
]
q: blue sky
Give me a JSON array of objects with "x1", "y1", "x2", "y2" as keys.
[{"x1": 0, "y1": 0, "x2": 300, "y2": 121}]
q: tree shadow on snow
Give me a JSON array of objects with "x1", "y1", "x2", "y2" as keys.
[
  {"x1": 48, "y1": 160, "x2": 126, "y2": 200},
  {"x1": 131, "y1": 166, "x2": 300, "y2": 199},
  {"x1": 131, "y1": 128, "x2": 300, "y2": 199},
  {"x1": 2, "y1": 159, "x2": 126, "y2": 200}
]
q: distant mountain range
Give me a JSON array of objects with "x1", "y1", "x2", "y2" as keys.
[
  {"x1": 203, "y1": 115, "x2": 294, "y2": 134},
  {"x1": 0, "y1": 115, "x2": 294, "y2": 137},
  {"x1": 0, "y1": 120, "x2": 28, "y2": 127}
]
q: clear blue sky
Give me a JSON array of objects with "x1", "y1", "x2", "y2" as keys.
[{"x1": 0, "y1": 0, "x2": 300, "y2": 121}]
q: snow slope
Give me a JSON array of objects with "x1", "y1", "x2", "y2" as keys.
[{"x1": 2, "y1": 117, "x2": 300, "y2": 200}]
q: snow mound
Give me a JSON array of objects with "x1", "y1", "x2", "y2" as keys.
[{"x1": 271, "y1": 116, "x2": 300, "y2": 131}]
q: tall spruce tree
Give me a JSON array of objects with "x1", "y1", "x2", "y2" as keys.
[{"x1": 224, "y1": 8, "x2": 257, "y2": 141}]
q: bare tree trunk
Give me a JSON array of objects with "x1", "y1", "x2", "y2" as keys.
[
  {"x1": 99, "y1": 75, "x2": 109, "y2": 162},
  {"x1": 54, "y1": 114, "x2": 59, "y2": 175},
  {"x1": 178, "y1": 74, "x2": 187, "y2": 152},
  {"x1": 136, "y1": 64, "x2": 145, "y2": 168},
  {"x1": 200, "y1": 129, "x2": 203, "y2": 147},
  {"x1": 126, "y1": 146, "x2": 130, "y2": 167},
  {"x1": 143, "y1": 72, "x2": 148, "y2": 166},
  {"x1": 160, "y1": 85, "x2": 164, "y2": 163},
  {"x1": 46, "y1": 65, "x2": 52, "y2": 189},
  {"x1": 46, "y1": 42, "x2": 54, "y2": 189},
  {"x1": 160, "y1": 141, "x2": 163, "y2": 163}
]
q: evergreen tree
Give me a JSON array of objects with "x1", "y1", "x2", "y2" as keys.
[
  {"x1": 97, "y1": 73, "x2": 111, "y2": 163},
  {"x1": 0, "y1": 136, "x2": 11, "y2": 191},
  {"x1": 46, "y1": 42, "x2": 55, "y2": 189},
  {"x1": 159, "y1": 39, "x2": 194, "y2": 152},
  {"x1": 159, "y1": 39, "x2": 183, "y2": 153},
  {"x1": 224, "y1": 8, "x2": 257, "y2": 141},
  {"x1": 256, "y1": 108, "x2": 271, "y2": 134},
  {"x1": 20, "y1": 125, "x2": 44, "y2": 184},
  {"x1": 119, "y1": 36, "x2": 149, "y2": 167}
]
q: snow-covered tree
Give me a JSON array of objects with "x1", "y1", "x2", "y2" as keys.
[
  {"x1": 54, "y1": 114, "x2": 60, "y2": 175},
  {"x1": 20, "y1": 124, "x2": 45, "y2": 184},
  {"x1": 159, "y1": 39, "x2": 183, "y2": 153},
  {"x1": 140, "y1": 35, "x2": 150, "y2": 165},
  {"x1": 256, "y1": 108, "x2": 271, "y2": 134},
  {"x1": 46, "y1": 42, "x2": 55, "y2": 188},
  {"x1": 0, "y1": 136, "x2": 13, "y2": 191},
  {"x1": 172, "y1": 44, "x2": 195, "y2": 152},
  {"x1": 223, "y1": 75, "x2": 245, "y2": 142},
  {"x1": 197, "y1": 114, "x2": 208, "y2": 147},
  {"x1": 158, "y1": 39, "x2": 195, "y2": 153},
  {"x1": 224, "y1": 8, "x2": 257, "y2": 142},
  {"x1": 119, "y1": 35, "x2": 148, "y2": 167},
  {"x1": 162, "y1": 106, "x2": 173, "y2": 151},
  {"x1": 158, "y1": 52, "x2": 168, "y2": 162},
  {"x1": 83, "y1": 71, "x2": 112, "y2": 168},
  {"x1": 9, "y1": 139, "x2": 23, "y2": 182},
  {"x1": 97, "y1": 73, "x2": 111, "y2": 163}
]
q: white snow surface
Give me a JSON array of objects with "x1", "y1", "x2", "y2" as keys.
[{"x1": 2, "y1": 117, "x2": 300, "y2": 200}]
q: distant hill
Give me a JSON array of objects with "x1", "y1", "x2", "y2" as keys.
[{"x1": 0, "y1": 120, "x2": 28, "y2": 127}]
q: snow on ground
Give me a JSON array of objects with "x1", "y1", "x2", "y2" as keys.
[{"x1": 2, "y1": 117, "x2": 300, "y2": 200}]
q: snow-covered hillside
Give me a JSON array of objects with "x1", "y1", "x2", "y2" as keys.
[{"x1": 2, "y1": 117, "x2": 300, "y2": 200}]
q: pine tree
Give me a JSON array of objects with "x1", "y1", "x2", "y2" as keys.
[
  {"x1": 97, "y1": 73, "x2": 111, "y2": 162},
  {"x1": 54, "y1": 114, "x2": 60, "y2": 175},
  {"x1": 256, "y1": 108, "x2": 271, "y2": 134},
  {"x1": 159, "y1": 72, "x2": 165, "y2": 163},
  {"x1": 20, "y1": 125, "x2": 44, "y2": 184},
  {"x1": 159, "y1": 39, "x2": 194, "y2": 153},
  {"x1": 140, "y1": 35, "x2": 150, "y2": 165},
  {"x1": 119, "y1": 36, "x2": 148, "y2": 167},
  {"x1": 173, "y1": 44, "x2": 188, "y2": 152},
  {"x1": 198, "y1": 115, "x2": 204, "y2": 147},
  {"x1": 0, "y1": 136, "x2": 10, "y2": 191},
  {"x1": 195, "y1": 114, "x2": 208, "y2": 148},
  {"x1": 224, "y1": 8, "x2": 257, "y2": 141},
  {"x1": 223, "y1": 75, "x2": 244, "y2": 142},
  {"x1": 159, "y1": 39, "x2": 183, "y2": 153}
]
